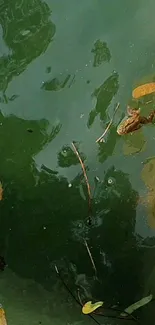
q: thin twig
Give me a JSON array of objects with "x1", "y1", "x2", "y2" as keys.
[
  {"x1": 77, "y1": 288, "x2": 83, "y2": 305},
  {"x1": 71, "y1": 142, "x2": 92, "y2": 224},
  {"x1": 96, "y1": 102, "x2": 120, "y2": 143},
  {"x1": 84, "y1": 239, "x2": 97, "y2": 276}
]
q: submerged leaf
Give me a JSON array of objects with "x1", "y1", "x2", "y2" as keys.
[
  {"x1": 132, "y1": 83, "x2": 155, "y2": 99},
  {"x1": 120, "y1": 294, "x2": 153, "y2": 316},
  {"x1": 82, "y1": 301, "x2": 103, "y2": 314}
]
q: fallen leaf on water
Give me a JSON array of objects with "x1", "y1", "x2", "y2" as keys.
[
  {"x1": 0, "y1": 182, "x2": 3, "y2": 201},
  {"x1": 132, "y1": 82, "x2": 155, "y2": 99},
  {"x1": 0, "y1": 307, "x2": 7, "y2": 325},
  {"x1": 120, "y1": 294, "x2": 153, "y2": 317},
  {"x1": 82, "y1": 301, "x2": 103, "y2": 314}
]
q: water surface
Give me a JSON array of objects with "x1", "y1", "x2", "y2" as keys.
[{"x1": 1, "y1": 0, "x2": 155, "y2": 324}]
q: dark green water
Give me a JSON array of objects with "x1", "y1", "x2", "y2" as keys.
[{"x1": 1, "y1": 0, "x2": 155, "y2": 324}]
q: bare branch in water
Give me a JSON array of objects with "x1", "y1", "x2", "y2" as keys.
[
  {"x1": 84, "y1": 239, "x2": 97, "y2": 276},
  {"x1": 71, "y1": 142, "x2": 92, "y2": 224},
  {"x1": 96, "y1": 102, "x2": 120, "y2": 143}
]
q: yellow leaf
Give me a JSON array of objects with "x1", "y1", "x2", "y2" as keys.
[
  {"x1": 0, "y1": 307, "x2": 7, "y2": 325},
  {"x1": 132, "y1": 82, "x2": 155, "y2": 99},
  {"x1": 82, "y1": 301, "x2": 103, "y2": 314}
]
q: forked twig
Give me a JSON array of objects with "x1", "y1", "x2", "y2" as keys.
[
  {"x1": 84, "y1": 239, "x2": 97, "y2": 276},
  {"x1": 96, "y1": 102, "x2": 120, "y2": 143},
  {"x1": 71, "y1": 142, "x2": 92, "y2": 224}
]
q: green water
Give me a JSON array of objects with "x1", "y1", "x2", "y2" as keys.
[{"x1": 1, "y1": 0, "x2": 155, "y2": 324}]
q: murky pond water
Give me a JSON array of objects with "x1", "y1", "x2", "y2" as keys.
[{"x1": 1, "y1": 0, "x2": 155, "y2": 324}]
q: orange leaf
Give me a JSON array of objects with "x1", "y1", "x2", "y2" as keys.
[{"x1": 132, "y1": 82, "x2": 155, "y2": 99}]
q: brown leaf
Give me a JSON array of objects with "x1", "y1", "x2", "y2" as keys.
[{"x1": 0, "y1": 182, "x2": 3, "y2": 201}]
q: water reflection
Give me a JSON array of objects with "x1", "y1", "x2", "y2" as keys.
[
  {"x1": 0, "y1": 114, "x2": 87, "y2": 287},
  {"x1": 87, "y1": 72, "x2": 119, "y2": 128},
  {"x1": 91, "y1": 40, "x2": 111, "y2": 67},
  {"x1": 0, "y1": 0, "x2": 55, "y2": 93},
  {"x1": 57, "y1": 144, "x2": 86, "y2": 168},
  {"x1": 0, "y1": 111, "x2": 61, "y2": 184}
]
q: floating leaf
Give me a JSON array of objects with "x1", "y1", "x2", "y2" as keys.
[
  {"x1": 82, "y1": 301, "x2": 103, "y2": 314},
  {"x1": 120, "y1": 294, "x2": 153, "y2": 317},
  {"x1": 132, "y1": 83, "x2": 155, "y2": 99},
  {"x1": 0, "y1": 307, "x2": 7, "y2": 325}
]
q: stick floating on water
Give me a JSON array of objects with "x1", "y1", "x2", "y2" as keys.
[
  {"x1": 71, "y1": 142, "x2": 92, "y2": 224},
  {"x1": 84, "y1": 239, "x2": 97, "y2": 276},
  {"x1": 96, "y1": 102, "x2": 120, "y2": 143}
]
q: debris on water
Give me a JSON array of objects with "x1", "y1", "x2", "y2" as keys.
[
  {"x1": 107, "y1": 178, "x2": 113, "y2": 185},
  {"x1": 27, "y1": 128, "x2": 33, "y2": 133},
  {"x1": 46, "y1": 66, "x2": 52, "y2": 74},
  {"x1": 71, "y1": 142, "x2": 92, "y2": 225},
  {"x1": 96, "y1": 102, "x2": 120, "y2": 143},
  {"x1": 120, "y1": 294, "x2": 153, "y2": 316},
  {"x1": 21, "y1": 30, "x2": 30, "y2": 36},
  {"x1": 9, "y1": 94, "x2": 19, "y2": 101},
  {"x1": 41, "y1": 74, "x2": 74, "y2": 91},
  {"x1": 95, "y1": 176, "x2": 100, "y2": 183},
  {"x1": 0, "y1": 305, "x2": 7, "y2": 325},
  {"x1": 0, "y1": 182, "x2": 3, "y2": 201},
  {"x1": 132, "y1": 82, "x2": 155, "y2": 99},
  {"x1": 84, "y1": 239, "x2": 97, "y2": 276},
  {"x1": 68, "y1": 183, "x2": 72, "y2": 188},
  {"x1": 80, "y1": 114, "x2": 84, "y2": 118},
  {"x1": 82, "y1": 301, "x2": 104, "y2": 314},
  {"x1": 62, "y1": 149, "x2": 67, "y2": 157}
]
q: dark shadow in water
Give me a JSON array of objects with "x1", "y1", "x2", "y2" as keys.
[
  {"x1": 0, "y1": 113, "x2": 145, "y2": 313},
  {"x1": 91, "y1": 39, "x2": 111, "y2": 67},
  {"x1": 0, "y1": 0, "x2": 56, "y2": 94},
  {"x1": 0, "y1": 123, "x2": 150, "y2": 316},
  {"x1": 87, "y1": 72, "x2": 119, "y2": 128},
  {"x1": 0, "y1": 114, "x2": 88, "y2": 290}
]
